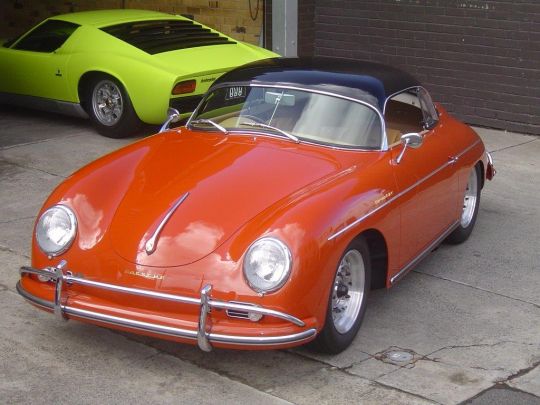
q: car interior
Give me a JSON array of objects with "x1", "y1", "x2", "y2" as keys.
[{"x1": 384, "y1": 91, "x2": 426, "y2": 145}]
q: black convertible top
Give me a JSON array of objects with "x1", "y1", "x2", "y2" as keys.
[{"x1": 212, "y1": 57, "x2": 421, "y2": 111}]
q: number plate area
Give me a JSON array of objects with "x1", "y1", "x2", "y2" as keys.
[{"x1": 225, "y1": 86, "x2": 246, "y2": 100}]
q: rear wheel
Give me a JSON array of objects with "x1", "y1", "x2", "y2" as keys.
[
  {"x1": 310, "y1": 237, "x2": 371, "y2": 354},
  {"x1": 86, "y1": 75, "x2": 141, "y2": 138},
  {"x1": 446, "y1": 164, "x2": 481, "y2": 244}
]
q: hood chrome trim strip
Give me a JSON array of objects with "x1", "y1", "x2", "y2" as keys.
[{"x1": 145, "y1": 192, "x2": 189, "y2": 255}]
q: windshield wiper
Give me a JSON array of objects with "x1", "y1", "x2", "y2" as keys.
[
  {"x1": 190, "y1": 118, "x2": 228, "y2": 134},
  {"x1": 239, "y1": 121, "x2": 299, "y2": 143}
]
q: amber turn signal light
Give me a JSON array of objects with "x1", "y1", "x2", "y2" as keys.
[{"x1": 172, "y1": 80, "x2": 196, "y2": 95}]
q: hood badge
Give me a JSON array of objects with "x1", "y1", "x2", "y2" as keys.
[
  {"x1": 145, "y1": 192, "x2": 190, "y2": 255},
  {"x1": 125, "y1": 270, "x2": 164, "y2": 280}
]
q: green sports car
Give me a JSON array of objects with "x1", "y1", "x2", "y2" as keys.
[{"x1": 0, "y1": 9, "x2": 276, "y2": 137}]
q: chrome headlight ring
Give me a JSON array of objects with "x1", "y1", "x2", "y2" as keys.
[
  {"x1": 35, "y1": 204, "x2": 77, "y2": 257},
  {"x1": 243, "y1": 237, "x2": 292, "y2": 294}
]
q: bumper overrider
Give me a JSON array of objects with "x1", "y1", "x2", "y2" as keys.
[{"x1": 17, "y1": 260, "x2": 316, "y2": 351}]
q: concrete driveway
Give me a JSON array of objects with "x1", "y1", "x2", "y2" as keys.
[{"x1": 1, "y1": 105, "x2": 539, "y2": 405}]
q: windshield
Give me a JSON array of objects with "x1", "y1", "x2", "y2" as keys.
[{"x1": 190, "y1": 85, "x2": 383, "y2": 149}]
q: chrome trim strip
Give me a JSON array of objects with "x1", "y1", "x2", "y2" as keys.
[
  {"x1": 456, "y1": 139, "x2": 481, "y2": 159},
  {"x1": 383, "y1": 86, "x2": 424, "y2": 114},
  {"x1": 188, "y1": 83, "x2": 388, "y2": 151},
  {"x1": 390, "y1": 221, "x2": 459, "y2": 284},
  {"x1": 16, "y1": 281, "x2": 316, "y2": 348},
  {"x1": 328, "y1": 161, "x2": 450, "y2": 241},
  {"x1": 328, "y1": 139, "x2": 482, "y2": 241},
  {"x1": 145, "y1": 192, "x2": 189, "y2": 255}
]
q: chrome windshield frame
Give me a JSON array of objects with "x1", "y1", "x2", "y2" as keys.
[{"x1": 187, "y1": 83, "x2": 389, "y2": 152}]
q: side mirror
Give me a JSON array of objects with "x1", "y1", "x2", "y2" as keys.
[
  {"x1": 395, "y1": 132, "x2": 423, "y2": 164},
  {"x1": 159, "y1": 107, "x2": 181, "y2": 133}
]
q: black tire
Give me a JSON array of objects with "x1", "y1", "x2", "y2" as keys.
[
  {"x1": 446, "y1": 164, "x2": 481, "y2": 244},
  {"x1": 85, "y1": 75, "x2": 141, "y2": 138},
  {"x1": 310, "y1": 237, "x2": 371, "y2": 354}
]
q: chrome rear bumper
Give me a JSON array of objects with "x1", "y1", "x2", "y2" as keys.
[{"x1": 17, "y1": 261, "x2": 316, "y2": 351}]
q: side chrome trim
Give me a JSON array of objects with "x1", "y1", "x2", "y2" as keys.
[
  {"x1": 390, "y1": 220, "x2": 459, "y2": 285},
  {"x1": 0, "y1": 92, "x2": 89, "y2": 119},
  {"x1": 145, "y1": 192, "x2": 189, "y2": 255},
  {"x1": 16, "y1": 280, "x2": 316, "y2": 348},
  {"x1": 456, "y1": 139, "x2": 481, "y2": 159},
  {"x1": 328, "y1": 161, "x2": 449, "y2": 241},
  {"x1": 328, "y1": 139, "x2": 482, "y2": 241}
]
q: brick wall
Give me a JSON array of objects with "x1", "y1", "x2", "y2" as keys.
[
  {"x1": 298, "y1": 0, "x2": 315, "y2": 57},
  {"x1": 313, "y1": 0, "x2": 540, "y2": 135},
  {"x1": 0, "y1": 0, "x2": 264, "y2": 45}
]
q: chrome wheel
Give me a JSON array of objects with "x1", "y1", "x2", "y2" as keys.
[
  {"x1": 331, "y1": 249, "x2": 365, "y2": 334},
  {"x1": 92, "y1": 80, "x2": 124, "y2": 126},
  {"x1": 461, "y1": 168, "x2": 478, "y2": 227}
]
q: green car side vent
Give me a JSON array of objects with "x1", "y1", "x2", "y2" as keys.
[{"x1": 101, "y1": 19, "x2": 236, "y2": 55}]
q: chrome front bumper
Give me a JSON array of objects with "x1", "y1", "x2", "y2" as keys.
[{"x1": 18, "y1": 261, "x2": 316, "y2": 351}]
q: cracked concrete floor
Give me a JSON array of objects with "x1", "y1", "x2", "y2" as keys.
[{"x1": 1, "y1": 106, "x2": 539, "y2": 405}]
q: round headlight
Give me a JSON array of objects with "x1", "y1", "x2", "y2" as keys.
[
  {"x1": 35, "y1": 205, "x2": 77, "y2": 256},
  {"x1": 243, "y1": 237, "x2": 292, "y2": 293}
]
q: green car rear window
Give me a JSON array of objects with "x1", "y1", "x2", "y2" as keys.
[{"x1": 101, "y1": 19, "x2": 236, "y2": 55}]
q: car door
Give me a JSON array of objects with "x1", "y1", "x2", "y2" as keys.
[
  {"x1": 385, "y1": 87, "x2": 459, "y2": 271},
  {"x1": 0, "y1": 19, "x2": 79, "y2": 101}
]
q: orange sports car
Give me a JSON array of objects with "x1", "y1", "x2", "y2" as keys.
[{"x1": 17, "y1": 58, "x2": 495, "y2": 353}]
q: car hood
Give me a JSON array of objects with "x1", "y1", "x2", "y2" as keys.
[
  {"x1": 109, "y1": 131, "x2": 342, "y2": 267},
  {"x1": 152, "y1": 43, "x2": 275, "y2": 78}
]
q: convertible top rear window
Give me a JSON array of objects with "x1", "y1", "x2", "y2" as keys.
[{"x1": 101, "y1": 19, "x2": 236, "y2": 54}]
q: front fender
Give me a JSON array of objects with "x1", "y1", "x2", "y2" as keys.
[{"x1": 208, "y1": 152, "x2": 399, "y2": 325}]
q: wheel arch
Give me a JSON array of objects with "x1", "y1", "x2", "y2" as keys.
[
  {"x1": 477, "y1": 159, "x2": 485, "y2": 189},
  {"x1": 350, "y1": 228, "x2": 388, "y2": 290},
  {"x1": 77, "y1": 70, "x2": 129, "y2": 113}
]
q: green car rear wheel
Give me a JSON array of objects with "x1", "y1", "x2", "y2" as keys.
[{"x1": 86, "y1": 75, "x2": 141, "y2": 138}]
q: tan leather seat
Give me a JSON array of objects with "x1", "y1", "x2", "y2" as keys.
[{"x1": 386, "y1": 127, "x2": 403, "y2": 145}]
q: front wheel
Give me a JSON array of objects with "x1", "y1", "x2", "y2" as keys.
[
  {"x1": 310, "y1": 237, "x2": 371, "y2": 354},
  {"x1": 446, "y1": 164, "x2": 481, "y2": 244},
  {"x1": 86, "y1": 76, "x2": 141, "y2": 138}
]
